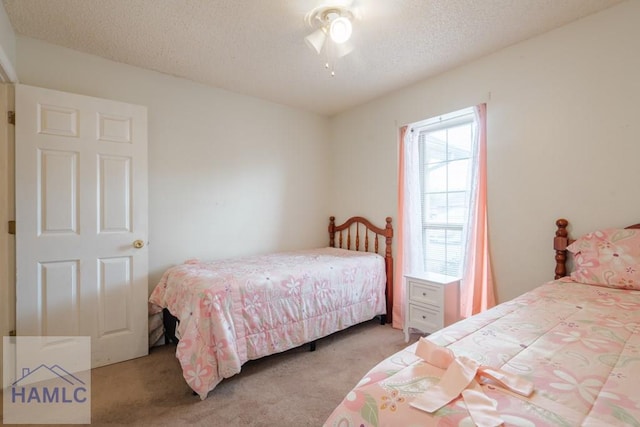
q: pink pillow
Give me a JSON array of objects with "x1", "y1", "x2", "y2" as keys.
[{"x1": 567, "y1": 228, "x2": 640, "y2": 290}]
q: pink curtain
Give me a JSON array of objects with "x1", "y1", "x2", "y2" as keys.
[{"x1": 460, "y1": 104, "x2": 496, "y2": 318}]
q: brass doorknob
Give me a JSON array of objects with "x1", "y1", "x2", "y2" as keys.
[{"x1": 133, "y1": 239, "x2": 145, "y2": 249}]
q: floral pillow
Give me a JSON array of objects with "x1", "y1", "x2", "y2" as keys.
[{"x1": 567, "y1": 228, "x2": 640, "y2": 290}]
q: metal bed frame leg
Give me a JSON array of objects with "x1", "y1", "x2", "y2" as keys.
[
  {"x1": 309, "y1": 341, "x2": 316, "y2": 352},
  {"x1": 163, "y1": 308, "x2": 179, "y2": 345}
]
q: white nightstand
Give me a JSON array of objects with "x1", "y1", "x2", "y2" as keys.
[{"x1": 404, "y1": 273, "x2": 460, "y2": 342}]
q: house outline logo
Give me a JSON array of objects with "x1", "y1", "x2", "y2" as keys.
[
  {"x1": 10, "y1": 363, "x2": 89, "y2": 404},
  {"x1": 12, "y1": 364, "x2": 86, "y2": 387}
]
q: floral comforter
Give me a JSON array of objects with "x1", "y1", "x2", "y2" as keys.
[
  {"x1": 149, "y1": 247, "x2": 386, "y2": 399},
  {"x1": 324, "y1": 280, "x2": 640, "y2": 426}
]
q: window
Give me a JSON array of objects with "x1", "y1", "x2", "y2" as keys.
[{"x1": 415, "y1": 107, "x2": 477, "y2": 277}]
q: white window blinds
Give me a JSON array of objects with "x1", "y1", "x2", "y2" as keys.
[{"x1": 416, "y1": 107, "x2": 477, "y2": 277}]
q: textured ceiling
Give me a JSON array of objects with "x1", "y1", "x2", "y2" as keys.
[{"x1": 2, "y1": 0, "x2": 625, "y2": 116}]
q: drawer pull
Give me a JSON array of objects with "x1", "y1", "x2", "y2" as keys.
[{"x1": 422, "y1": 315, "x2": 426, "y2": 319}]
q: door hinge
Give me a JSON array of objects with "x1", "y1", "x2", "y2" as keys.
[
  {"x1": 8, "y1": 220, "x2": 15, "y2": 234},
  {"x1": 8, "y1": 111, "x2": 14, "y2": 125},
  {"x1": 9, "y1": 330, "x2": 16, "y2": 336}
]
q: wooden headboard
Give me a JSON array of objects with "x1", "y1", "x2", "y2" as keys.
[
  {"x1": 553, "y1": 218, "x2": 640, "y2": 279},
  {"x1": 328, "y1": 216, "x2": 394, "y2": 324}
]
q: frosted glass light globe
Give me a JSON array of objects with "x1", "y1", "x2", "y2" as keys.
[{"x1": 329, "y1": 17, "x2": 352, "y2": 44}]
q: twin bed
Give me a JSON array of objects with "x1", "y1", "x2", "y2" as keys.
[
  {"x1": 325, "y1": 219, "x2": 640, "y2": 426},
  {"x1": 149, "y1": 216, "x2": 394, "y2": 399}
]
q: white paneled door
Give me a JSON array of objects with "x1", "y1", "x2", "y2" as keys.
[{"x1": 15, "y1": 84, "x2": 148, "y2": 367}]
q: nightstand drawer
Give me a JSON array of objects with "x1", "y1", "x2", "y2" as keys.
[
  {"x1": 408, "y1": 303, "x2": 443, "y2": 333},
  {"x1": 408, "y1": 280, "x2": 443, "y2": 306}
]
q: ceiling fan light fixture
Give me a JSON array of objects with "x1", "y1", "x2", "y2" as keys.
[
  {"x1": 304, "y1": 28, "x2": 327, "y2": 54},
  {"x1": 329, "y1": 16, "x2": 352, "y2": 44},
  {"x1": 304, "y1": 4, "x2": 356, "y2": 76},
  {"x1": 333, "y1": 39, "x2": 354, "y2": 58}
]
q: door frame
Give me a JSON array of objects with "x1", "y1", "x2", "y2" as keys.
[{"x1": 0, "y1": 82, "x2": 15, "y2": 387}]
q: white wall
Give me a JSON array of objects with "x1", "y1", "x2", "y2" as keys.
[
  {"x1": 15, "y1": 37, "x2": 331, "y2": 291},
  {"x1": 330, "y1": 0, "x2": 640, "y2": 303}
]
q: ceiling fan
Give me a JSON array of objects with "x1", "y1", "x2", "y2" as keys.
[{"x1": 304, "y1": 2, "x2": 357, "y2": 76}]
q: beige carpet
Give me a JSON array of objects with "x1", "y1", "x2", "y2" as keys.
[{"x1": 4, "y1": 320, "x2": 417, "y2": 426}]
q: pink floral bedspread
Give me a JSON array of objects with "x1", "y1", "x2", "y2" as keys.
[
  {"x1": 325, "y1": 279, "x2": 640, "y2": 426},
  {"x1": 149, "y1": 247, "x2": 386, "y2": 399}
]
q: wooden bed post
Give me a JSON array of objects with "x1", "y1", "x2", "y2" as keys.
[
  {"x1": 384, "y1": 217, "x2": 393, "y2": 325},
  {"x1": 554, "y1": 218, "x2": 569, "y2": 279},
  {"x1": 329, "y1": 216, "x2": 336, "y2": 248}
]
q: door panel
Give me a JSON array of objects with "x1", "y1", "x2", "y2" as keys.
[
  {"x1": 39, "y1": 260, "x2": 80, "y2": 336},
  {"x1": 16, "y1": 84, "x2": 148, "y2": 367},
  {"x1": 98, "y1": 155, "x2": 131, "y2": 232},
  {"x1": 39, "y1": 149, "x2": 79, "y2": 234}
]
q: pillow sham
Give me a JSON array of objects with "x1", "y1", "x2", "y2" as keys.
[{"x1": 567, "y1": 228, "x2": 640, "y2": 290}]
